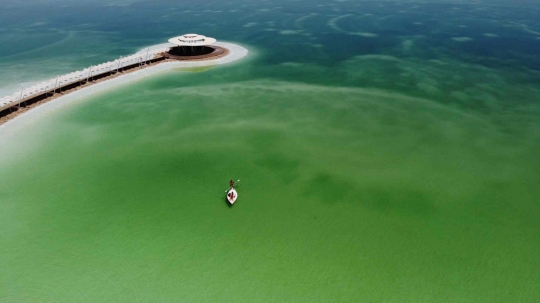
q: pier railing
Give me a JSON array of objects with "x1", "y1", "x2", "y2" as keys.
[{"x1": 0, "y1": 46, "x2": 170, "y2": 112}]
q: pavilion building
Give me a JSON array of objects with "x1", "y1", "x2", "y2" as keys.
[{"x1": 167, "y1": 34, "x2": 217, "y2": 55}]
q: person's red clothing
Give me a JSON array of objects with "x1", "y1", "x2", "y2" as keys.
[{"x1": 230, "y1": 180, "x2": 234, "y2": 188}]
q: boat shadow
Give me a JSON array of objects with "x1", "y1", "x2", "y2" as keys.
[{"x1": 224, "y1": 196, "x2": 233, "y2": 208}]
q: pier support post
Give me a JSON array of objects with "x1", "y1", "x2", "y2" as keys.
[
  {"x1": 52, "y1": 75, "x2": 59, "y2": 96},
  {"x1": 87, "y1": 66, "x2": 93, "y2": 83},
  {"x1": 18, "y1": 87, "x2": 23, "y2": 109},
  {"x1": 117, "y1": 57, "x2": 123, "y2": 73}
]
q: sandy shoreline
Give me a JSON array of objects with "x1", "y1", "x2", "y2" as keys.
[{"x1": 0, "y1": 41, "x2": 248, "y2": 131}]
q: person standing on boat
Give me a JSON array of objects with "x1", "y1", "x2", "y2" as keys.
[{"x1": 229, "y1": 180, "x2": 234, "y2": 189}]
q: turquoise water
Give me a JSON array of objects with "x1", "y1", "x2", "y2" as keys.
[{"x1": 1, "y1": 1, "x2": 540, "y2": 301}]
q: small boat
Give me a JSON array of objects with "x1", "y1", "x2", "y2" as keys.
[{"x1": 226, "y1": 188, "x2": 238, "y2": 205}]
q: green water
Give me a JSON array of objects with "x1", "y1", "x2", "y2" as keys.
[
  {"x1": 2, "y1": 65, "x2": 539, "y2": 301},
  {"x1": 1, "y1": 0, "x2": 540, "y2": 302}
]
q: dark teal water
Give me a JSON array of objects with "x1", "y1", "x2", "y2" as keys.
[{"x1": 1, "y1": 1, "x2": 539, "y2": 302}]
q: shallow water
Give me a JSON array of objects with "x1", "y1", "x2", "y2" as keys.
[{"x1": 1, "y1": 0, "x2": 539, "y2": 302}]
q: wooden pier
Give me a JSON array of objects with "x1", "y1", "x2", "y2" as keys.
[{"x1": 0, "y1": 45, "x2": 228, "y2": 125}]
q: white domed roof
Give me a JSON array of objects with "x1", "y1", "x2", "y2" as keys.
[{"x1": 168, "y1": 34, "x2": 217, "y2": 46}]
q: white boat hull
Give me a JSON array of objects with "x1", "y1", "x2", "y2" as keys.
[{"x1": 226, "y1": 188, "x2": 238, "y2": 205}]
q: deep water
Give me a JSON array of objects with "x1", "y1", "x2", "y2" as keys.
[{"x1": 1, "y1": 0, "x2": 539, "y2": 302}]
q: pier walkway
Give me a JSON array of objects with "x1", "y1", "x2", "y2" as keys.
[
  {"x1": 0, "y1": 41, "x2": 245, "y2": 126},
  {"x1": 0, "y1": 45, "x2": 171, "y2": 114}
]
